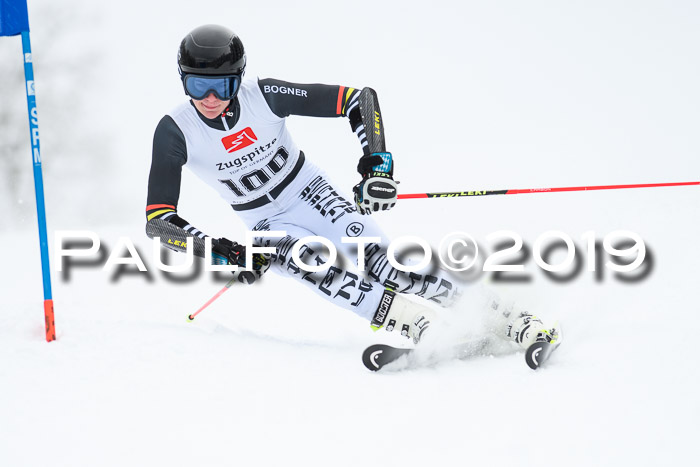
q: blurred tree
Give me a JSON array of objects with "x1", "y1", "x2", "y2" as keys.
[
  {"x1": 0, "y1": 1, "x2": 112, "y2": 231},
  {"x1": 0, "y1": 36, "x2": 29, "y2": 228}
]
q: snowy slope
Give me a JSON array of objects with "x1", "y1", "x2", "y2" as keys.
[{"x1": 2, "y1": 1, "x2": 699, "y2": 466}]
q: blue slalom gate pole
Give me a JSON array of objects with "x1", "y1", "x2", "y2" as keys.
[
  {"x1": 21, "y1": 31, "x2": 55, "y2": 341},
  {"x1": 1, "y1": 0, "x2": 56, "y2": 341}
]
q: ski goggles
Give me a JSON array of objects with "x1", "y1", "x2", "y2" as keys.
[{"x1": 183, "y1": 74, "x2": 241, "y2": 100}]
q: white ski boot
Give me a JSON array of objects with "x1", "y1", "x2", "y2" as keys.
[
  {"x1": 485, "y1": 296, "x2": 557, "y2": 349},
  {"x1": 506, "y1": 311, "x2": 557, "y2": 349},
  {"x1": 370, "y1": 290, "x2": 435, "y2": 344}
]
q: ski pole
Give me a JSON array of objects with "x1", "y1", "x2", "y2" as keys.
[
  {"x1": 397, "y1": 181, "x2": 700, "y2": 200},
  {"x1": 187, "y1": 277, "x2": 236, "y2": 322}
]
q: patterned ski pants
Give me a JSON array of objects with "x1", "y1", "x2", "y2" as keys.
[{"x1": 234, "y1": 162, "x2": 459, "y2": 321}]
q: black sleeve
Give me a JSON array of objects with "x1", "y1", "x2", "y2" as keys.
[
  {"x1": 258, "y1": 78, "x2": 360, "y2": 118},
  {"x1": 259, "y1": 78, "x2": 380, "y2": 155},
  {"x1": 145, "y1": 116, "x2": 210, "y2": 258},
  {"x1": 147, "y1": 116, "x2": 187, "y2": 208}
]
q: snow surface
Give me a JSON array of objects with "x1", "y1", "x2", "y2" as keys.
[{"x1": 2, "y1": 1, "x2": 699, "y2": 466}]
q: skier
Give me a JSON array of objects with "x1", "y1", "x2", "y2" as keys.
[{"x1": 146, "y1": 24, "x2": 551, "y2": 352}]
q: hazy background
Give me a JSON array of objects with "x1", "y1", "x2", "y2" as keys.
[
  {"x1": 1, "y1": 1, "x2": 699, "y2": 466},
  {"x1": 2, "y1": 0, "x2": 698, "y2": 233}
]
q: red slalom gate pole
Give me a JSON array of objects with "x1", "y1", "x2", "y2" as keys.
[
  {"x1": 397, "y1": 181, "x2": 700, "y2": 200},
  {"x1": 187, "y1": 277, "x2": 236, "y2": 322}
]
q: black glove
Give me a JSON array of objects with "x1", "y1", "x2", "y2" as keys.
[
  {"x1": 353, "y1": 152, "x2": 398, "y2": 215},
  {"x1": 212, "y1": 237, "x2": 271, "y2": 284}
]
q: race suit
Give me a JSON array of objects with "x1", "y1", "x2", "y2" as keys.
[{"x1": 146, "y1": 78, "x2": 457, "y2": 320}]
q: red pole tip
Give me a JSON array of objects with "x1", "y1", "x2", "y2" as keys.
[{"x1": 44, "y1": 300, "x2": 56, "y2": 342}]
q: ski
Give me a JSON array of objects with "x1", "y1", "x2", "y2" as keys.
[
  {"x1": 363, "y1": 325, "x2": 562, "y2": 372},
  {"x1": 362, "y1": 339, "x2": 490, "y2": 372},
  {"x1": 524, "y1": 325, "x2": 562, "y2": 370},
  {"x1": 362, "y1": 344, "x2": 411, "y2": 371}
]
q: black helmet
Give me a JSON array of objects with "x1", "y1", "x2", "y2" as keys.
[{"x1": 178, "y1": 25, "x2": 246, "y2": 77}]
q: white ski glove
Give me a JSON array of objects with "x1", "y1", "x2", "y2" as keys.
[{"x1": 353, "y1": 152, "x2": 398, "y2": 215}]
